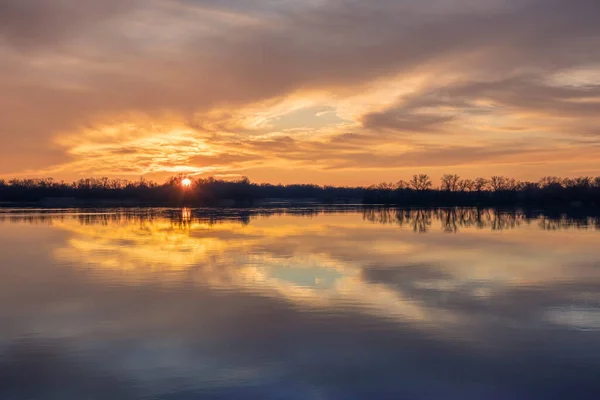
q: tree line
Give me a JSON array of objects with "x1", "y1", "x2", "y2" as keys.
[
  {"x1": 363, "y1": 174, "x2": 600, "y2": 207},
  {"x1": 1, "y1": 174, "x2": 600, "y2": 207},
  {"x1": 0, "y1": 176, "x2": 362, "y2": 206}
]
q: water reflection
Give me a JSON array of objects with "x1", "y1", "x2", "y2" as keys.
[
  {"x1": 3, "y1": 207, "x2": 600, "y2": 232},
  {"x1": 1, "y1": 208, "x2": 600, "y2": 399}
]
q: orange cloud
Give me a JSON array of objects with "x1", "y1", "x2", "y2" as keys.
[{"x1": 1, "y1": 0, "x2": 600, "y2": 183}]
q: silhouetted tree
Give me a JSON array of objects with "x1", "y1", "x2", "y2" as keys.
[
  {"x1": 2, "y1": 174, "x2": 600, "y2": 208},
  {"x1": 396, "y1": 180, "x2": 409, "y2": 190},
  {"x1": 565, "y1": 176, "x2": 592, "y2": 189},
  {"x1": 539, "y1": 176, "x2": 563, "y2": 189},
  {"x1": 440, "y1": 174, "x2": 460, "y2": 192},
  {"x1": 490, "y1": 176, "x2": 508, "y2": 191},
  {"x1": 473, "y1": 177, "x2": 489, "y2": 192},
  {"x1": 458, "y1": 179, "x2": 474, "y2": 192},
  {"x1": 409, "y1": 174, "x2": 432, "y2": 191}
]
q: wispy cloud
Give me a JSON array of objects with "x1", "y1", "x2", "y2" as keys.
[{"x1": 1, "y1": 0, "x2": 599, "y2": 182}]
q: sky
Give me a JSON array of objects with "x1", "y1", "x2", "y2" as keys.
[{"x1": 1, "y1": 0, "x2": 599, "y2": 185}]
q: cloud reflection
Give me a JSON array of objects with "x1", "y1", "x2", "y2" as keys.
[
  {"x1": 42, "y1": 208, "x2": 600, "y2": 331},
  {"x1": 2, "y1": 209, "x2": 600, "y2": 398}
]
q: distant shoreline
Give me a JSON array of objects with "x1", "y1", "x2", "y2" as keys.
[
  {"x1": 2, "y1": 175, "x2": 600, "y2": 209},
  {"x1": 0, "y1": 198, "x2": 363, "y2": 209},
  {"x1": 0, "y1": 197, "x2": 597, "y2": 209}
]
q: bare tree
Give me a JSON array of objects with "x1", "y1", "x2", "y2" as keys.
[
  {"x1": 376, "y1": 182, "x2": 395, "y2": 190},
  {"x1": 473, "y1": 177, "x2": 489, "y2": 192},
  {"x1": 109, "y1": 179, "x2": 125, "y2": 189},
  {"x1": 99, "y1": 177, "x2": 110, "y2": 189},
  {"x1": 440, "y1": 174, "x2": 460, "y2": 191},
  {"x1": 396, "y1": 180, "x2": 409, "y2": 190},
  {"x1": 458, "y1": 179, "x2": 474, "y2": 192},
  {"x1": 409, "y1": 174, "x2": 432, "y2": 191},
  {"x1": 521, "y1": 182, "x2": 539, "y2": 191},
  {"x1": 490, "y1": 176, "x2": 508, "y2": 191},
  {"x1": 506, "y1": 178, "x2": 520, "y2": 191},
  {"x1": 564, "y1": 176, "x2": 592, "y2": 189},
  {"x1": 539, "y1": 176, "x2": 563, "y2": 188}
]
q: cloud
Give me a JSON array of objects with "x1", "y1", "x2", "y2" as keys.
[
  {"x1": 0, "y1": 0, "x2": 136, "y2": 49},
  {"x1": 1, "y1": 0, "x2": 600, "y2": 180}
]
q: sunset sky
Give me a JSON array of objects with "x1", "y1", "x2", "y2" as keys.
[{"x1": 1, "y1": 0, "x2": 599, "y2": 185}]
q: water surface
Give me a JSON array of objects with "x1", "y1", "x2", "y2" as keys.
[{"x1": 1, "y1": 208, "x2": 600, "y2": 399}]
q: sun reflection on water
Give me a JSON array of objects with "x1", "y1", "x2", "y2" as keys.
[
  {"x1": 39, "y1": 208, "x2": 600, "y2": 334},
  {"x1": 2, "y1": 209, "x2": 600, "y2": 398}
]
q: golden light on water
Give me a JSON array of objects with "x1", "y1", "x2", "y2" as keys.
[{"x1": 41, "y1": 210, "x2": 600, "y2": 332}]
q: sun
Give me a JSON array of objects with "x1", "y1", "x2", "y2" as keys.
[{"x1": 181, "y1": 178, "x2": 192, "y2": 188}]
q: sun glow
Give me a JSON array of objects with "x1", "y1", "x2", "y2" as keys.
[{"x1": 181, "y1": 178, "x2": 192, "y2": 187}]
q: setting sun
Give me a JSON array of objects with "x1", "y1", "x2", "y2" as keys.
[{"x1": 181, "y1": 178, "x2": 192, "y2": 188}]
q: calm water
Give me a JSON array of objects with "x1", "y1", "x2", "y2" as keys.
[{"x1": 1, "y1": 208, "x2": 600, "y2": 399}]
